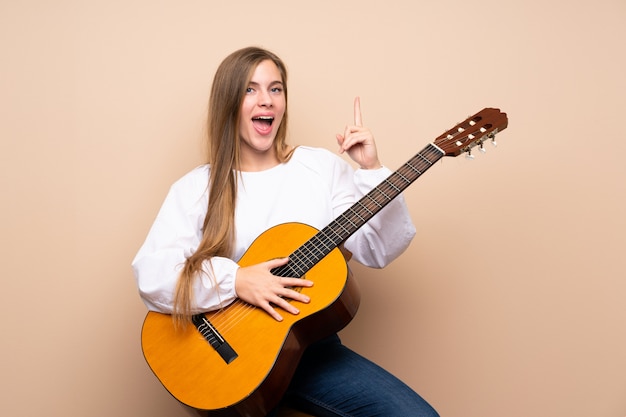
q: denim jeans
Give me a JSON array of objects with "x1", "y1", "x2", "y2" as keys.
[{"x1": 278, "y1": 334, "x2": 440, "y2": 417}]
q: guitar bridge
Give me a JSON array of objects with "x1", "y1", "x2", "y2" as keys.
[{"x1": 192, "y1": 314, "x2": 238, "y2": 364}]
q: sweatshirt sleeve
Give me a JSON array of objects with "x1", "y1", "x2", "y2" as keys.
[
  {"x1": 343, "y1": 166, "x2": 417, "y2": 268},
  {"x1": 131, "y1": 167, "x2": 239, "y2": 313}
]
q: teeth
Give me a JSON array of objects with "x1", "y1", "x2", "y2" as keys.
[{"x1": 254, "y1": 116, "x2": 273, "y2": 120}]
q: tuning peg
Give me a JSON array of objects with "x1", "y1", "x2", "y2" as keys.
[
  {"x1": 479, "y1": 142, "x2": 487, "y2": 153},
  {"x1": 465, "y1": 150, "x2": 475, "y2": 160},
  {"x1": 489, "y1": 133, "x2": 498, "y2": 147}
]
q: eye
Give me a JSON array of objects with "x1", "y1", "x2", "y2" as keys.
[
  {"x1": 245, "y1": 87, "x2": 254, "y2": 94},
  {"x1": 271, "y1": 87, "x2": 283, "y2": 94}
]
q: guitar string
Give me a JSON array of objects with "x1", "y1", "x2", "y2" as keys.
[
  {"x1": 206, "y1": 300, "x2": 248, "y2": 329},
  {"x1": 203, "y1": 146, "x2": 444, "y2": 335},
  {"x1": 197, "y1": 143, "x2": 455, "y2": 336}
]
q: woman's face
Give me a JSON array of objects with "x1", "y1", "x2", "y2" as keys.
[{"x1": 238, "y1": 59, "x2": 286, "y2": 170}]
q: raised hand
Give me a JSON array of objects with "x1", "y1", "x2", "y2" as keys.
[{"x1": 336, "y1": 97, "x2": 382, "y2": 170}]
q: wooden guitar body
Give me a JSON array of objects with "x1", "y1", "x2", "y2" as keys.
[{"x1": 141, "y1": 222, "x2": 360, "y2": 415}]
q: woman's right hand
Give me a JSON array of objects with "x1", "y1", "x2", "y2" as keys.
[{"x1": 234, "y1": 257, "x2": 313, "y2": 321}]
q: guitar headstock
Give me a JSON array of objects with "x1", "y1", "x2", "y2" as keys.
[{"x1": 433, "y1": 108, "x2": 508, "y2": 157}]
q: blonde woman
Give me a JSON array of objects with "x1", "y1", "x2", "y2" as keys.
[{"x1": 133, "y1": 46, "x2": 438, "y2": 417}]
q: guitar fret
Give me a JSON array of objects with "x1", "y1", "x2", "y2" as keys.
[
  {"x1": 314, "y1": 232, "x2": 336, "y2": 251},
  {"x1": 356, "y1": 201, "x2": 374, "y2": 216},
  {"x1": 395, "y1": 170, "x2": 411, "y2": 183},
  {"x1": 333, "y1": 220, "x2": 352, "y2": 235},
  {"x1": 321, "y1": 225, "x2": 343, "y2": 245},
  {"x1": 416, "y1": 153, "x2": 430, "y2": 164},
  {"x1": 365, "y1": 194, "x2": 383, "y2": 208},
  {"x1": 276, "y1": 260, "x2": 302, "y2": 277},
  {"x1": 384, "y1": 179, "x2": 401, "y2": 193},
  {"x1": 323, "y1": 217, "x2": 359, "y2": 248},
  {"x1": 310, "y1": 234, "x2": 335, "y2": 258},
  {"x1": 288, "y1": 257, "x2": 308, "y2": 276},
  {"x1": 342, "y1": 213, "x2": 359, "y2": 230},
  {"x1": 283, "y1": 244, "x2": 317, "y2": 276},
  {"x1": 375, "y1": 187, "x2": 392, "y2": 201},
  {"x1": 405, "y1": 162, "x2": 422, "y2": 176},
  {"x1": 297, "y1": 243, "x2": 320, "y2": 267},
  {"x1": 349, "y1": 206, "x2": 367, "y2": 222}
]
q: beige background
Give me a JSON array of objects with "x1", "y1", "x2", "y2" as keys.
[{"x1": 2, "y1": 1, "x2": 625, "y2": 416}]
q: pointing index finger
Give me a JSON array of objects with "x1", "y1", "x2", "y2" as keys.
[{"x1": 354, "y1": 96, "x2": 362, "y2": 126}]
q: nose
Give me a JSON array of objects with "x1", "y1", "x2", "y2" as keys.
[{"x1": 258, "y1": 89, "x2": 273, "y2": 107}]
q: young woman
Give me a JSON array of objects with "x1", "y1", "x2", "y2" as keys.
[{"x1": 132, "y1": 46, "x2": 439, "y2": 417}]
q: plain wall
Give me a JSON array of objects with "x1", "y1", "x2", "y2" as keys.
[{"x1": 2, "y1": 1, "x2": 625, "y2": 416}]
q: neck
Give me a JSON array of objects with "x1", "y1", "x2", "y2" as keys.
[{"x1": 239, "y1": 150, "x2": 280, "y2": 172}]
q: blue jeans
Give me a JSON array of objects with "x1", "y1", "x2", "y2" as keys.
[{"x1": 278, "y1": 334, "x2": 440, "y2": 417}]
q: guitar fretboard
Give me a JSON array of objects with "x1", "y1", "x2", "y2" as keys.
[{"x1": 272, "y1": 143, "x2": 445, "y2": 278}]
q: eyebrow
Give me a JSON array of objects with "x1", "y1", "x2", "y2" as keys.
[{"x1": 248, "y1": 80, "x2": 284, "y2": 88}]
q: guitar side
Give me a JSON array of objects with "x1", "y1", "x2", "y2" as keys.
[{"x1": 141, "y1": 222, "x2": 360, "y2": 415}]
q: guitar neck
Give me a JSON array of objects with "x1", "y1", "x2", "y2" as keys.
[{"x1": 272, "y1": 143, "x2": 445, "y2": 278}]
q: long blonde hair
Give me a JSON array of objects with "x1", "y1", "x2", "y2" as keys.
[{"x1": 173, "y1": 47, "x2": 293, "y2": 325}]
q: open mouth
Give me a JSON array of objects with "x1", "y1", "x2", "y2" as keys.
[{"x1": 252, "y1": 116, "x2": 274, "y2": 127}]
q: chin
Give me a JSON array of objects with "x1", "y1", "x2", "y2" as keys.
[{"x1": 253, "y1": 137, "x2": 276, "y2": 150}]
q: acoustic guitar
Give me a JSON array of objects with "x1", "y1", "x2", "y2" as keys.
[{"x1": 141, "y1": 108, "x2": 509, "y2": 416}]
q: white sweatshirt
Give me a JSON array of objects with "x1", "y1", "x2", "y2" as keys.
[{"x1": 132, "y1": 146, "x2": 416, "y2": 313}]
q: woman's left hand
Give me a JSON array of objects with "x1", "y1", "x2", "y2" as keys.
[{"x1": 336, "y1": 97, "x2": 382, "y2": 170}]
